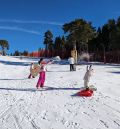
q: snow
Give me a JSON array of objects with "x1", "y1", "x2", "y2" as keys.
[{"x1": 0, "y1": 56, "x2": 120, "y2": 129}]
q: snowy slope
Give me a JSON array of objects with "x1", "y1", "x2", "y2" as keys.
[{"x1": 0, "y1": 56, "x2": 120, "y2": 129}]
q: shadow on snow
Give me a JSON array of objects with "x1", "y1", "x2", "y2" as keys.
[
  {"x1": 0, "y1": 86, "x2": 82, "y2": 92},
  {"x1": 108, "y1": 71, "x2": 120, "y2": 74},
  {"x1": 0, "y1": 78, "x2": 28, "y2": 80},
  {"x1": 0, "y1": 60, "x2": 32, "y2": 66}
]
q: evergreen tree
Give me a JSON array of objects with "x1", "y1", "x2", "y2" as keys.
[
  {"x1": 22, "y1": 50, "x2": 28, "y2": 56},
  {"x1": 63, "y1": 19, "x2": 96, "y2": 52},
  {"x1": 0, "y1": 40, "x2": 9, "y2": 55},
  {"x1": 43, "y1": 30, "x2": 53, "y2": 56},
  {"x1": 13, "y1": 50, "x2": 21, "y2": 56}
]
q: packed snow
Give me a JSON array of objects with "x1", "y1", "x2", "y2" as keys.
[{"x1": 0, "y1": 56, "x2": 120, "y2": 129}]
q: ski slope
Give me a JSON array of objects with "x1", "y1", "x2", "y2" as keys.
[{"x1": 0, "y1": 56, "x2": 120, "y2": 129}]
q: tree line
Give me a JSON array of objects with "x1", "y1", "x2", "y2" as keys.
[
  {"x1": 43, "y1": 17, "x2": 120, "y2": 63},
  {"x1": 1, "y1": 16, "x2": 120, "y2": 63},
  {"x1": 11, "y1": 50, "x2": 29, "y2": 56}
]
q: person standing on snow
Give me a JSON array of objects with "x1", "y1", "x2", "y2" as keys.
[
  {"x1": 68, "y1": 56, "x2": 75, "y2": 71},
  {"x1": 83, "y1": 65, "x2": 94, "y2": 89},
  {"x1": 36, "y1": 58, "x2": 53, "y2": 89},
  {"x1": 28, "y1": 63, "x2": 35, "y2": 79}
]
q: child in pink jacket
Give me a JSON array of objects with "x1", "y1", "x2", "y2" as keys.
[{"x1": 36, "y1": 58, "x2": 52, "y2": 89}]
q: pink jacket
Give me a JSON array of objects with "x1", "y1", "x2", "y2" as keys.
[{"x1": 40, "y1": 60, "x2": 52, "y2": 72}]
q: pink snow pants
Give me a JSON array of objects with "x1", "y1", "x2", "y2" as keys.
[{"x1": 36, "y1": 71, "x2": 45, "y2": 88}]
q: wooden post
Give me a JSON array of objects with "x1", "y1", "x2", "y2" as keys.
[{"x1": 71, "y1": 50, "x2": 77, "y2": 64}]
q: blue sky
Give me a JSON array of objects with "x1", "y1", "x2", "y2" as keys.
[{"x1": 0, "y1": 0, "x2": 120, "y2": 54}]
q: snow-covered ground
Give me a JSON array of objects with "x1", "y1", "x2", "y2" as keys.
[{"x1": 0, "y1": 56, "x2": 120, "y2": 129}]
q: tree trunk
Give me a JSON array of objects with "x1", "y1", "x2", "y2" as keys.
[
  {"x1": 2, "y1": 47, "x2": 6, "y2": 56},
  {"x1": 103, "y1": 46, "x2": 106, "y2": 64}
]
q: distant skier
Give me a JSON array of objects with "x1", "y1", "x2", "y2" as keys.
[
  {"x1": 68, "y1": 56, "x2": 76, "y2": 71},
  {"x1": 36, "y1": 58, "x2": 53, "y2": 89}
]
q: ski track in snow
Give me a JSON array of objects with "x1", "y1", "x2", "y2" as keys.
[{"x1": 0, "y1": 56, "x2": 120, "y2": 129}]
